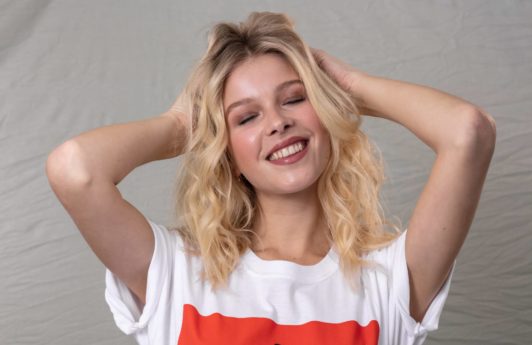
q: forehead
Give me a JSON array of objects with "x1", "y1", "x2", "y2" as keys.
[{"x1": 223, "y1": 53, "x2": 301, "y2": 107}]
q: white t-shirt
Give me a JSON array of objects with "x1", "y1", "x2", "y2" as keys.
[{"x1": 105, "y1": 219, "x2": 455, "y2": 345}]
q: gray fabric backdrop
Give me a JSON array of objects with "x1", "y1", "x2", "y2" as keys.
[{"x1": 1, "y1": 0, "x2": 530, "y2": 344}]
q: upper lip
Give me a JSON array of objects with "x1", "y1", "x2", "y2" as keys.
[{"x1": 265, "y1": 136, "x2": 308, "y2": 159}]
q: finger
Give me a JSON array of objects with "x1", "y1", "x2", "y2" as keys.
[{"x1": 310, "y1": 48, "x2": 325, "y2": 67}]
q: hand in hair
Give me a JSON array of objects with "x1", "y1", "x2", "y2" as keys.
[
  {"x1": 311, "y1": 48, "x2": 367, "y2": 97},
  {"x1": 162, "y1": 90, "x2": 191, "y2": 157},
  {"x1": 167, "y1": 90, "x2": 190, "y2": 128}
]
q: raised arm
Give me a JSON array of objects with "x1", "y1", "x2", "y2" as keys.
[
  {"x1": 313, "y1": 48, "x2": 496, "y2": 321},
  {"x1": 46, "y1": 99, "x2": 188, "y2": 305}
]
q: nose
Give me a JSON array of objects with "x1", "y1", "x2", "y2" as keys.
[{"x1": 267, "y1": 109, "x2": 294, "y2": 136}]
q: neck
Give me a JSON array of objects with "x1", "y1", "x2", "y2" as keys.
[{"x1": 251, "y1": 186, "x2": 330, "y2": 263}]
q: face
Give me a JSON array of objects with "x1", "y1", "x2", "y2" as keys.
[{"x1": 223, "y1": 53, "x2": 331, "y2": 198}]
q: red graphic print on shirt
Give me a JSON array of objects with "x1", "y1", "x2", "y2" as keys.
[{"x1": 177, "y1": 304, "x2": 379, "y2": 345}]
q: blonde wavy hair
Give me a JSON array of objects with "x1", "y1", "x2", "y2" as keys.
[{"x1": 172, "y1": 11, "x2": 402, "y2": 290}]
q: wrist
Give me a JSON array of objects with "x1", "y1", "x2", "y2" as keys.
[
  {"x1": 347, "y1": 72, "x2": 374, "y2": 115},
  {"x1": 346, "y1": 70, "x2": 369, "y2": 96},
  {"x1": 160, "y1": 110, "x2": 188, "y2": 158}
]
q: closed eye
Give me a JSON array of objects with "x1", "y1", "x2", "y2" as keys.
[
  {"x1": 238, "y1": 113, "x2": 258, "y2": 125},
  {"x1": 284, "y1": 97, "x2": 305, "y2": 105}
]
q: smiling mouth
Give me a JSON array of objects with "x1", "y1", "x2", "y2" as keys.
[{"x1": 267, "y1": 140, "x2": 308, "y2": 161}]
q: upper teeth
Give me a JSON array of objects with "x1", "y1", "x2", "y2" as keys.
[{"x1": 269, "y1": 141, "x2": 305, "y2": 161}]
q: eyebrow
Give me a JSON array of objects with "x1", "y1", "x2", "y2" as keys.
[{"x1": 224, "y1": 79, "x2": 303, "y2": 117}]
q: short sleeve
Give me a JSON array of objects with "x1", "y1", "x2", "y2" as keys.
[
  {"x1": 104, "y1": 218, "x2": 175, "y2": 335},
  {"x1": 391, "y1": 229, "x2": 456, "y2": 339}
]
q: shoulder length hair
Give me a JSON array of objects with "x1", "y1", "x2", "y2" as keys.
[{"x1": 172, "y1": 11, "x2": 401, "y2": 291}]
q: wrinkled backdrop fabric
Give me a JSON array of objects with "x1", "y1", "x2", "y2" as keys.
[{"x1": 1, "y1": 0, "x2": 530, "y2": 344}]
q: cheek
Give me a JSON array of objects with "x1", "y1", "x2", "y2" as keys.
[
  {"x1": 229, "y1": 130, "x2": 261, "y2": 170},
  {"x1": 305, "y1": 109, "x2": 329, "y2": 142},
  {"x1": 319, "y1": 132, "x2": 332, "y2": 164},
  {"x1": 308, "y1": 114, "x2": 331, "y2": 161}
]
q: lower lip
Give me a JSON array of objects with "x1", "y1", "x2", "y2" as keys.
[{"x1": 267, "y1": 142, "x2": 309, "y2": 165}]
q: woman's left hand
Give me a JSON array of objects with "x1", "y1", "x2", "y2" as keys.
[{"x1": 311, "y1": 48, "x2": 368, "y2": 97}]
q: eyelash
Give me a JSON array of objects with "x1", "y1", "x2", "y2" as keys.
[
  {"x1": 284, "y1": 97, "x2": 305, "y2": 105},
  {"x1": 237, "y1": 97, "x2": 306, "y2": 126},
  {"x1": 239, "y1": 114, "x2": 258, "y2": 125}
]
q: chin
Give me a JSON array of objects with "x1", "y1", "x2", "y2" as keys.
[{"x1": 257, "y1": 179, "x2": 319, "y2": 197}]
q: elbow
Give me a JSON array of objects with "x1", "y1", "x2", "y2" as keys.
[
  {"x1": 46, "y1": 140, "x2": 93, "y2": 194},
  {"x1": 452, "y1": 105, "x2": 497, "y2": 155}
]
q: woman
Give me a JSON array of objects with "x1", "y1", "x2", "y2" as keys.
[{"x1": 46, "y1": 12, "x2": 496, "y2": 345}]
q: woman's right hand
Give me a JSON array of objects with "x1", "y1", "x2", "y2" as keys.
[
  {"x1": 168, "y1": 91, "x2": 189, "y2": 123},
  {"x1": 163, "y1": 90, "x2": 191, "y2": 157}
]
